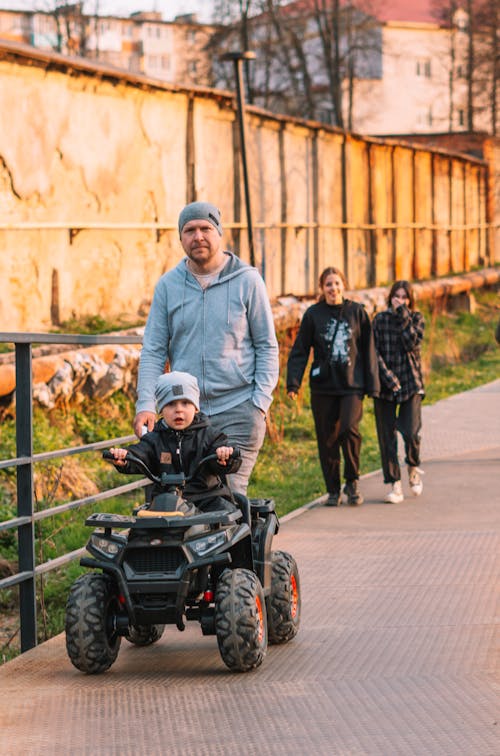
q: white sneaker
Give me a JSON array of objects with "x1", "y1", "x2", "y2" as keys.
[
  {"x1": 385, "y1": 480, "x2": 404, "y2": 504},
  {"x1": 408, "y1": 466, "x2": 424, "y2": 496}
]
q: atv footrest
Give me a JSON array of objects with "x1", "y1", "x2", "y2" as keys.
[{"x1": 250, "y1": 498, "x2": 275, "y2": 514}]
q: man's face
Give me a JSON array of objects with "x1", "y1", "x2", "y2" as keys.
[{"x1": 180, "y1": 219, "x2": 224, "y2": 271}]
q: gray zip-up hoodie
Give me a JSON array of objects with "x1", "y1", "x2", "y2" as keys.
[{"x1": 136, "y1": 252, "x2": 279, "y2": 417}]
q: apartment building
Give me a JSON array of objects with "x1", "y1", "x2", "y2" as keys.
[
  {"x1": 213, "y1": 0, "x2": 495, "y2": 136},
  {"x1": 352, "y1": 3, "x2": 473, "y2": 135},
  {"x1": 0, "y1": 6, "x2": 216, "y2": 87}
]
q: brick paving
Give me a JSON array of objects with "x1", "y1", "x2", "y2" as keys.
[{"x1": 1, "y1": 381, "x2": 499, "y2": 755}]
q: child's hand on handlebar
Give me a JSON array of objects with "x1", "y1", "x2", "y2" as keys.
[
  {"x1": 109, "y1": 447, "x2": 128, "y2": 467},
  {"x1": 215, "y1": 446, "x2": 234, "y2": 465}
]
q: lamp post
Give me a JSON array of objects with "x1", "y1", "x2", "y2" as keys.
[{"x1": 220, "y1": 50, "x2": 256, "y2": 267}]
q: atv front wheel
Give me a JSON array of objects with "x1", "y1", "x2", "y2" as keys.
[
  {"x1": 266, "y1": 550, "x2": 301, "y2": 644},
  {"x1": 125, "y1": 624, "x2": 165, "y2": 646},
  {"x1": 65, "y1": 573, "x2": 121, "y2": 674},
  {"x1": 215, "y1": 568, "x2": 267, "y2": 672}
]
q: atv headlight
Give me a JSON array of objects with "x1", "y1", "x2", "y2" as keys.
[
  {"x1": 187, "y1": 531, "x2": 227, "y2": 558},
  {"x1": 89, "y1": 533, "x2": 125, "y2": 559}
]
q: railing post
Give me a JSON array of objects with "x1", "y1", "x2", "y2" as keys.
[{"x1": 15, "y1": 342, "x2": 37, "y2": 651}]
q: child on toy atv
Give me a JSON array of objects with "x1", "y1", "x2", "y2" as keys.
[{"x1": 107, "y1": 371, "x2": 241, "y2": 513}]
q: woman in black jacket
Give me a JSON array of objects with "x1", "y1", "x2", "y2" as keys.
[{"x1": 286, "y1": 267, "x2": 380, "y2": 506}]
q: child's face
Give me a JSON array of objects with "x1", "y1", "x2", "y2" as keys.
[{"x1": 161, "y1": 399, "x2": 196, "y2": 430}]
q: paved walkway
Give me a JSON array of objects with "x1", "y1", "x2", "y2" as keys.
[{"x1": 1, "y1": 382, "x2": 499, "y2": 755}]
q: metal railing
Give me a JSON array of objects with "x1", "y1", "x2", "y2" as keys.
[{"x1": 0, "y1": 332, "x2": 145, "y2": 653}]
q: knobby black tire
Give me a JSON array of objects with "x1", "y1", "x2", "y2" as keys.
[
  {"x1": 125, "y1": 624, "x2": 165, "y2": 646},
  {"x1": 266, "y1": 550, "x2": 301, "y2": 644},
  {"x1": 65, "y1": 573, "x2": 121, "y2": 674},
  {"x1": 215, "y1": 568, "x2": 268, "y2": 672}
]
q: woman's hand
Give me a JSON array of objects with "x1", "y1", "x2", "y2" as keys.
[
  {"x1": 391, "y1": 295, "x2": 408, "y2": 311},
  {"x1": 287, "y1": 391, "x2": 298, "y2": 401}
]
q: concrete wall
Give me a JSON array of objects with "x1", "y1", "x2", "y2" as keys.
[{"x1": 0, "y1": 41, "x2": 496, "y2": 332}]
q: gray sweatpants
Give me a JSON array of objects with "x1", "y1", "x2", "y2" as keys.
[{"x1": 209, "y1": 398, "x2": 267, "y2": 496}]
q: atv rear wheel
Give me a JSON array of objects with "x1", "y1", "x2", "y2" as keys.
[
  {"x1": 125, "y1": 624, "x2": 165, "y2": 646},
  {"x1": 266, "y1": 550, "x2": 301, "y2": 644},
  {"x1": 215, "y1": 568, "x2": 267, "y2": 672},
  {"x1": 65, "y1": 573, "x2": 121, "y2": 674}
]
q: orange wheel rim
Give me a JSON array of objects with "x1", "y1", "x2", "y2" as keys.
[
  {"x1": 290, "y1": 574, "x2": 299, "y2": 619},
  {"x1": 255, "y1": 594, "x2": 264, "y2": 644}
]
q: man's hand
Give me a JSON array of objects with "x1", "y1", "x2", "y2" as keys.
[
  {"x1": 287, "y1": 391, "x2": 298, "y2": 400},
  {"x1": 133, "y1": 411, "x2": 156, "y2": 439}
]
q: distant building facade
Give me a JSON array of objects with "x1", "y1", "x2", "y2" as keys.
[
  {"x1": 0, "y1": 6, "x2": 216, "y2": 87},
  {"x1": 211, "y1": 1, "x2": 496, "y2": 136},
  {"x1": 0, "y1": 2, "x2": 496, "y2": 136}
]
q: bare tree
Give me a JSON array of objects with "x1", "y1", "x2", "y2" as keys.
[
  {"x1": 210, "y1": 0, "x2": 382, "y2": 128},
  {"x1": 474, "y1": 0, "x2": 499, "y2": 135},
  {"x1": 432, "y1": 0, "x2": 498, "y2": 134},
  {"x1": 30, "y1": 1, "x2": 100, "y2": 57}
]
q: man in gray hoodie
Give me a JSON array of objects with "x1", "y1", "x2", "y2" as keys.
[{"x1": 133, "y1": 201, "x2": 279, "y2": 495}]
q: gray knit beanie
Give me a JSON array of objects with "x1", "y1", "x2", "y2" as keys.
[
  {"x1": 178, "y1": 201, "x2": 222, "y2": 236},
  {"x1": 155, "y1": 371, "x2": 200, "y2": 412}
]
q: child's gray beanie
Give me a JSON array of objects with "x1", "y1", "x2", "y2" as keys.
[
  {"x1": 178, "y1": 201, "x2": 222, "y2": 236},
  {"x1": 155, "y1": 371, "x2": 200, "y2": 412}
]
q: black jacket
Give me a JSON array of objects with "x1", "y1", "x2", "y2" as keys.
[
  {"x1": 114, "y1": 412, "x2": 241, "y2": 501},
  {"x1": 286, "y1": 299, "x2": 380, "y2": 397}
]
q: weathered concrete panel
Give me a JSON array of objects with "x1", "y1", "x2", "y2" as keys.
[
  {"x1": 413, "y1": 150, "x2": 433, "y2": 280},
  {"x1": 345, "y1": 136, "x2": 370, "y2": 289},
  {"x1": 317, "y1": 132, "x2": 344, "y2": 282},
  {"x1": 393, "y1": 146, "x2": 415, "y2": 281}
]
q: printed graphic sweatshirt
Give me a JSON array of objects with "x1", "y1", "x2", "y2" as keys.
[{"x1": 286, "y1": 299, "x2": 380, "y2": 397}]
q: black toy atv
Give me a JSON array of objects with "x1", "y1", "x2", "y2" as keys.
[{"x1": 65, "y1": 449, "x2": 300, "y2": 674}]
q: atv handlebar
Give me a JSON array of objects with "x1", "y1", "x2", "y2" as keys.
[{"x1": 102, "y1": 447, "x2": 241, "y2": 487}]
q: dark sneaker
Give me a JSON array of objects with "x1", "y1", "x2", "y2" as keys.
[
  {"x1": 344, "y1": 480, "x2": 364, "y2": 506},
  {"x1": 325, "y1": 491, "x2": 341, "y2": 507}
]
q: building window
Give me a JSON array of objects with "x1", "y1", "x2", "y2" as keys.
[
  {"x1": 416, "y1": 59, "x2": 431, "y2": 78},
  {"x1": 458, "y1": 109, "x2": 465, "y2": 126},
  {"x1": 416, "y1": 107, "x2": 433, "y2": 127}
]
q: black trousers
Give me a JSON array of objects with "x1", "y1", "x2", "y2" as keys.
[
  {"x1": 374, "y1": 395, "x2": 422, "y2": 484},
  {"x1": 310, "y1": 393, "x2": 363, "y2": 493}
]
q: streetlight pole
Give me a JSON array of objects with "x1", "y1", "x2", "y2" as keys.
[{"x1": 220, "y1": 50, "x2": 256, "y2": 267}]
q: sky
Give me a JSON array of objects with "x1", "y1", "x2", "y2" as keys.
[{"x1": 0, "y1": 1, "x2": 214, "y2": 23}]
